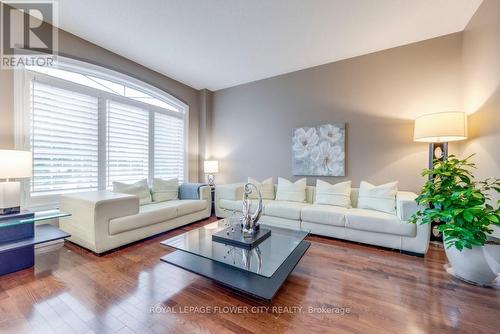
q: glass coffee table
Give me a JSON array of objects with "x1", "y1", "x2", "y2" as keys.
[{"x1": 160, "y1": 219, "x2": 310, "y2": 300}]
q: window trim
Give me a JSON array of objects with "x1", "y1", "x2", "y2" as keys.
[{"x1": 14, "y1": 57, "x2": 189, "y2": 210}]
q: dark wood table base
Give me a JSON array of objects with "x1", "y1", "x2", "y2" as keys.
[{"x1": 161, "y1": 240, "x2": 311, "y2": 301}]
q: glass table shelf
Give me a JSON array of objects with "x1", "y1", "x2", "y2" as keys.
[
  {"x1": 0, "y1": 209, "x2": 71, "y2": 275},
  {"x1": 0, "y1": 210, "x2": 71, "y2": 228}
]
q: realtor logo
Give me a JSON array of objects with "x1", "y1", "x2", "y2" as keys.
[{"x1": 1, "y1": 0, "x2": 57, "y2": 69}]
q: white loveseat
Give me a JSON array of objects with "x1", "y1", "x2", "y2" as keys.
[
  {"x1": 59, "y1": 185, "x2": 211, "y2": 254},
  {"x1": 215, "y1": 184, "x2": 430, "y2": 255}
]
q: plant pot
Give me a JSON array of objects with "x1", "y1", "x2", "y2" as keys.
[
  {"x1": 483, "y1": 238, "x2": 500, "y2": 275},
  {"x1": 443, "y1": 234, "x2": 499, "y2": 286}
]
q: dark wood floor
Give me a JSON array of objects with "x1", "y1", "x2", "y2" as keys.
[{"x1": 0, "y1": 217, "x2": 499, "y2": 334}]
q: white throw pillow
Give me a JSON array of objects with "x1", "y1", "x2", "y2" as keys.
[
  {"x1": 113, "y1": 179, "x2": 152, "y2": 205},
  {"x1": 357, "y1": 181, "x2": 398, "y2": 214},
  {"x1": 314, "y1": 180, "x2": 352, "y2": 208},
  {"x1": 151, "y1": 178, "x2": 179, "y2": 202},
  {"x1": 248, "y1": 177, "x2": 275, "y2": 200},
  {"x1": 275, "y1": 177, "x2": 307, "y2": 202}
]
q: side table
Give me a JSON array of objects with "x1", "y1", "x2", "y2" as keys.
[
  {"x1": 0, "y1": 210, "x2": 71, "y2": 276},
  {"x1": 210, "y1": 186, "x2": 215, "y2": 215}
]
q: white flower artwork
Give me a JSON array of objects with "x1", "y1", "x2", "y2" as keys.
[{"x1": 292, "y1": 123, "x2": 345, "y2": 176}]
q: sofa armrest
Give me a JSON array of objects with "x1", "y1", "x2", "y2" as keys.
[
  {"x1": 397, "y1": 191, "x2": 431, "y2": 254},
  {"x1": 396, "y1": 191, "x2": 421, "y2": 221},
  {"x1": 60, "y1": 190, "x2": 139, "y2": 220},
  {"x1": 215, "y1": 183, "x2": 245, "y2": 201},
  {"x1": 198, "y1": 185, "x2": 211, "y2": 201},
  {"x1": 59, "y1": 190, "x2": 139, "y2": 252}
]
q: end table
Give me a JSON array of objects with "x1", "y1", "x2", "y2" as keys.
[{"x1": 0, "y1": 210, "x2": 71, "y2": 276}]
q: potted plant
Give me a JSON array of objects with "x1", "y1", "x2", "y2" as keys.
[{"x1": 411, "y1": 155, "x2": 500, "y2": 285}]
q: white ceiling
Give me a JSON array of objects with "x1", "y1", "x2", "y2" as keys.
[{"x1": 51, "y1": 0, "x2": 482, "y2": 91}]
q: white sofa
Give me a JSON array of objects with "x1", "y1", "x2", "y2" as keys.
[
  {"x1": 215, "y1": 183, "x2": 430, "y2": 255},
  {"x1": 59, "y1": 185, "x2": 211, "y2": 254}
]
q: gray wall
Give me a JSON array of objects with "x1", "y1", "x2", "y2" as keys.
[
  {"x1": 211, "y1": 33, "x2": 463, "y2": 192},
  {"x1": 198, "y1": 89, "x2": 214, "y2": 181},
  {"x1": 0, "y1": 17, "x2": 202, "y2": 181},
  {"x1": 0, "y1": 66, "x2": 15, "y2": 149},
  {"x1": 460, "y1": 0, "x2": 500, "y2": 203}
]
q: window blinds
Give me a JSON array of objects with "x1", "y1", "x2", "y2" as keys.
[
  {"x1": 28, "y1": 77, "x2": 186, "y2": 202},
  {"x1": 31, "y1": 81, "x2": 99, "y2": 195},
  {"x1": 154, "y1": 112, "x2": 185, "y2": 182},
  {"x1": 106, "y1": 101, "x2": 149, "y2": 185}
]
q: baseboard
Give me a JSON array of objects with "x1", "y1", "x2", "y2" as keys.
[{"x1": 400, "y1": 250, "x2": 425, "y2": 257}]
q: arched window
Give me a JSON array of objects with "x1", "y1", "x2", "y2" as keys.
[{"x1": 15, "y1": 57, "x2": 188, "y2": 209}]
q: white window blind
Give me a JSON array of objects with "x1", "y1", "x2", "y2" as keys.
[
  {"x1": 107, "y1": 101, "x2": 149, "y2": 185},
  {"x1": 19, "y1": 61, "x2": 188, "y2": 208},
  {"x1": 154, "y1": 112, "x2": 185, "y2": 182},
  {"x1": 31, "y1": 81, "x2": 99, "y2": 195}
]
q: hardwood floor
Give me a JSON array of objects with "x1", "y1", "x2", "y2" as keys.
[{"x1": 0, "y1": 217, "x2": 498, "y2": 334}]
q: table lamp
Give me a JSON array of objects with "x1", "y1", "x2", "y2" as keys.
[
  {"x1": 0, "y1": 150, "x2": 32, "y2": 215},
  {"x1": 204, "y1": 160, "x2": 219, "y2": 187},
  {"x1": 414, "y1": 111, "x2": 468, "y2": 169}
]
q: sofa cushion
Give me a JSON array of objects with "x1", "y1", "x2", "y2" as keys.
[
  {"x1": 219, "y1": 199, "x2": 271, "y2": 212},
  {"x1": 179, "y1": 183, "x2": 204, "y2": 200},
  {"x1": 314, "y1": 180, "x2": 351, "y2": 208},
  {"x1": 301, "y1": 205, "x2": 348, "y2": 227},
  {"x1": 219, "y1": 199, "x2": 242, "y2": 212},
  {"x1": 151, "y1": 178, "x2": 178, "y2": 202},
  {"x1": 275, "y1": 177, "x2": 307, "y2": 202},
  {"x1": 305, "y1": 186, "x2": 315, "y2": 204},
  {"x1": 264, "y1": 201, "x2": 309, "y2": 220},
  {"x1": 248, "y1": 177, "x2": 275, "y2": 200},
  {"x1": 113, "y1": 179, "x2": 152, "y2": 205},
  {"x1": 259, "y1": 215, "x2": 301, "y2": 230},
  {"x1": 357, "y1": 181, "x2": 398, "y2": 214},
  {"x1": 345, "y1": 208, "x2": 416, "y2": 237},
  {"x1": 173, "y1": 200, "x2": 207, "y2": 216},
  {"x1": 109, "y1": 201, "x2": 178, "y2": 235}
]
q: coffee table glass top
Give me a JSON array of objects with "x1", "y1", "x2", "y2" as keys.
[{"x1": 161, "y1": 219, "x2": 309, "y2": 278}]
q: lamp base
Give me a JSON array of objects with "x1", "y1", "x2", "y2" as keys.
[
  {"x1": 207, "y1": 174, "x2": 215, "y2": 187},
  {"x1": 428, "y1": 142, "x2": 449, "y2": 242},
  {"x1": 0, "y1": 181, "x2": 21, "y2": 216},
  {"x1": 0, "y1": 206, "x2": 21, "y2": 215},
  {"x1": 428, "y1": 142, "x2": 448, "y2": 169}
]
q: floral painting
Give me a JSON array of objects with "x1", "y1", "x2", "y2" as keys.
[{"x1": 292, "y1": 123, "x2": 345, "y2": 176}]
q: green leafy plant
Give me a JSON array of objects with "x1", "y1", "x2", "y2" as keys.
[{"x1": 410, "y1": 154, "x2": 500, "y2": 250}]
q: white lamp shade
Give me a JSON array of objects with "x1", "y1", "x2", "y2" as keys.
[
  {"x1": 414, "y1": 111, "x2": 468, "y2": 143},
  {"x1": 204, "y1": 160, "x2": 219, "y2": 174},
  {"x1": 0, "y1": 150, "x2": 32, "y2": 178}
]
